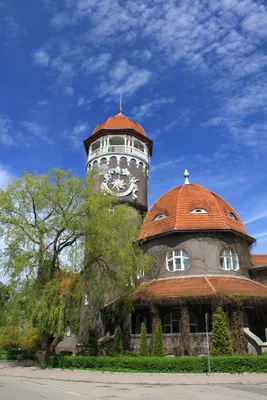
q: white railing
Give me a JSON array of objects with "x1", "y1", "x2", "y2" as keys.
[{"x1": 89, "y1": 145, "x2": 148, "y2": 162}]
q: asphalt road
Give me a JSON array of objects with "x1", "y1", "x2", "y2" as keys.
[{"x1": 1, "y1": 376, "x2": 267, "y2": 400}]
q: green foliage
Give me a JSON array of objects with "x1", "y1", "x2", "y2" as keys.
[
  {"x1": 231, "y1": 310, "x2": 248, "y2": 355},
  {"x1": 0, "y1": 168, "x2": 152, "y2": 354},
  {"x1": 0, "y1": 327, "x2": 23, "y2": 349},
  {"x1": 48, "y1": 355, "x2": 267, "y2": 373},
  {"x1": 113, "y1": 326, "x2": 123, "y2": 355},
  {"x1": 6, "y1": 348, "x2": 36, "y2": 361},
  {"x1": 84, "y1": 322, "x2": 99, "y2": 356},
  {"x1": 152, "y1": 320, "x2": 164, "y2": 357},
  {"x1": 211, "y1": 306, "x2": 233, "y2": 356},
  {"x1": 139, "y1": 323, "x2": 149, "y2": 356}
]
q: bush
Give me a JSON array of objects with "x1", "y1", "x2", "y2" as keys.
[
  {"x1": 0, "y1": 327, "x2": 23, "y2": 349},
  {"x1": 84, "y1": 322, "x2": 99, "y2": 356},
  {"x1": 47, "y1": 355, "x2": 267, "y2": 373},
  {"x1": 6, "y1": 347, "x2": 36, "y2": 360},
  {"x1": 152, "y1": 320, "x2": 164, "y2": 357},
  {"x1": 211, "y1": 306, "x2": 233, "y2": 356},
  {"x1": 139, "y1": 323, "x2": 149, "y2": 356},
  {"x1": 113, "y1": 326, "x2": 123, "y2": 355}
]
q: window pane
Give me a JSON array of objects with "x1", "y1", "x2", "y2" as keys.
[
  {"x1": 233, "y1": 256, "x2": 238, "y2": 270},
  {"x1": 175, "y1": 258, "x2": 182, "y2": 270},
  {"x1": 220, "y1": 257, "x2": 225, "y2": 269},
  {"x1": 168, "y1": 261, "x2": 174, "y2": 271},
  {"x1": 174, "y1": 250, "x2": 181, "y2": 257},
  {"x1": 183, "y1": 258, "x2": 189, "y2": 269},
  {"x1": 190, "y1": 324, "x2": 197, "y2": 333},
  {"x1": 182, "y1": 250, "x2": 189, "y2": 258},
  {"x1": 172, "y1": 323, "x2": 180, "y2": 333},
  {"x1": 164, "y1": 325, "x2": 171, "y2": 334},
  {"x1": 164, "y1": 314, "x2": 171, "y2": 324},
  {"x1": 226, "y1": 257, "x2": 231, "y2": 269},
  {"x1": 167, "y1": 252, "x2": 173, "y2": 260},
  {"x1": 172, "y1": 311, "x2": 180, "y2": 321}
]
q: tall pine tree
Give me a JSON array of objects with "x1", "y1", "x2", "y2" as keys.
[
  {"x1": 139, "y1": 322, "x2": 149, "y2": 356},
  {"x1": 210, "y1": 306, "x2": 233, "y2": 356},
  {"x1": 152, "y1": 320, "x2": 164, "y2": 357}
]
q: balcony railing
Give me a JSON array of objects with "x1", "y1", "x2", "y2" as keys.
[{"x1": 89, "y1": 145, "x2": 148, "y2": 162}]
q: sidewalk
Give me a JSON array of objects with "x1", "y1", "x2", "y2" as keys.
[{"x1": 1, "y1": 361, "x2": 267, "y2": 385}]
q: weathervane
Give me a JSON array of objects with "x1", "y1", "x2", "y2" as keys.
[{"x1": 119, "y1": 93, "x2": 123, "y2": 114}]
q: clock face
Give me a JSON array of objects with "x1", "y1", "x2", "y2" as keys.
[{"x1": 100, "y1": 166, "x2": 139, "y2": 200}]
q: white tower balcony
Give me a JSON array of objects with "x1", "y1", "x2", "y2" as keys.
[{"x1": 87, "y1": 134, "x2": 149, "y2": 170}]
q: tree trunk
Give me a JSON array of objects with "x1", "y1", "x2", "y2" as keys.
[{"x1": 35, "y1": 333, "x2": 54, "y2": 364}]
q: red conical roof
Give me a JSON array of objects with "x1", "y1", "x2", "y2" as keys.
[{"x1": 92, "y1": 113, "x2": 146, "y2": 136}]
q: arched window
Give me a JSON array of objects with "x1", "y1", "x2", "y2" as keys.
[
  {"x1": 135, "y1": 314, "x2": 147, "y2": 334},
  {"x1": 163, "y1": 311, "x2": 181, "y2": 334},
  {"x1": 166, "y1": 250, "x2": 190, "y2": 271},
  {"x1": 220, "y1": 249, "x2": 239, "y2": 271}
]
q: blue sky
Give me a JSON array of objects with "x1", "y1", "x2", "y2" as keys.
[{"x1": 0, "y1": 0, "x2": 267, "y2": 253}]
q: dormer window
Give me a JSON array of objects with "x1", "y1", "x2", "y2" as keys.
[
  {"x1": 190, "y1": 209, "x2": 208, "y2": 214},
  {"x1": 154, "y1": 214, "x2": 167, "y2": 221},
  {"x1": 227, "y1": 212, "x2": 237, "y2": 220}
]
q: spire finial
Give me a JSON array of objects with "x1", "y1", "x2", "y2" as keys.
[
  {"x1": 119, "y1": 93, "x2": 122, "y2": 114},
  {"x1": 184, "y1": 169, "x2": 190, "y2": 185}
]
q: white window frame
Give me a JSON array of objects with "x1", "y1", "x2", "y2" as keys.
[
  {"x1": 220, "y1": 249, "x2": 239, "y2": 271},
  {"x1": 190, "y1": 208, "x2": 208, "y2": 214},
  {"x1": 166, "y1": 249, "x2": 190, "y2": 271}
]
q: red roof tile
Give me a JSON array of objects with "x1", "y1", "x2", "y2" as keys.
[
  {"x1": 92, "y1": 113, "x2": 146, "y2": 136},
  {"x1": 140, "y1": 184, "x2": 250, "y2": 240},
  {"x1": 251, "y1": 254, "x2": 267, "y2": 267},
  {"x1": 133, "y1": 276, "x2": 267, "y2": 300}
]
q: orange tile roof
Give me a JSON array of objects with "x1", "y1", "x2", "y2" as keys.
[
  {"x1": 133, "y1": 276, "x2": 267, "y2": 300},
  {"x1": 250, "y1": 254, "x2": 267, "y2": 267},
  {"x1": 92, "y1": 113, "x2": 146, "y2": 136},
  {"x1": 140, "y1": 184, "x2": 251, "y2": 240}
]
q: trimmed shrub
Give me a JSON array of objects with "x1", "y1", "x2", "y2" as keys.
[
  {"x1": 139, "y1": 323, "x2": 149, "y2": 356},
  {"x1": 113, "y1": 326, "x2": 123, "y2": 355},
  {"x1": 47, "y1": 355, "x2": 267, "y2": 373},
  {"x1": 6, "y1": 348, "x2": 36, "y2": 360},
  {"x1": 211, "y1": 306, "x2": 233, "y2": 356},
  {"x1": 84, "y1": 322, "x2": 99, "y2": 356},
  {"x1": 152, "y1": 320, "x2": 164, "y2": 357}
]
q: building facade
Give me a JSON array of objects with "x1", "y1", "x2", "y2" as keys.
[{"x1": 56, "y1": 110, "x2": 267, "y2": 356}]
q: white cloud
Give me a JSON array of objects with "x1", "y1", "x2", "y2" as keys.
[
  {"x1": 36, "y1": 100, "x2": 49, "y2": 108},
  {"x1": 63, "y1": 86, "x2": 74, "y2": 95},
  {"x1": 82, "y1": 53, "x2": 112, "y2": 74},
  {"x1": 0, "y1": 116, "x2": 16, "y2": 147},
  {"x1": 62, "y1": 122, "x2": 89, "y2": 149},
  {"x1": 32, "y1": 49, "x2": 51, "y2": 67},
  {"x1": 50, "y1": 11, "x2": 75, "y2": 28},
  {"x1": 0, "y1": 165, "x2": 13, "y2": 188},
  {"x1": 99, "y1": 59, "x2": 152, "y2": 98},
  {"x1": 131, "y1": 97, "x2": 175, "y2": 119},
  {"x1": 22, "y1": 121, "x2": 53, "y2": 145}
]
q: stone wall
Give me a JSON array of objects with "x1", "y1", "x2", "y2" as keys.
[{"x1": 130, "y1": 333, "x2": 210, "y2": 356}]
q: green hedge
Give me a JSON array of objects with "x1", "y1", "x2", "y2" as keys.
[
  {"x1": 5, "y1": 348, "x2": 36, "y2": 360},
  {"x1": 48, "y1": 355, "x2": 267, "y2": 373},
  {"x1": 0, "y1": 350, "x2": 7, "y2": 360}
]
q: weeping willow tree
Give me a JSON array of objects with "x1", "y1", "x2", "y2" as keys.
[{"x1": 0, "y1": 169, "x2": 152, "y2": 361}]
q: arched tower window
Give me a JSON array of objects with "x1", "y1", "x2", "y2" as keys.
[
  {"x1": 220, "y1": 249, "x2": 239, "y2": 271},
  {"x1": 166, "y1": 249, "x2": 190, "y2": 271}
]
